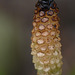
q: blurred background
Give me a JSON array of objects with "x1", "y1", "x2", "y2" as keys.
[{"x1": 0, "y1": 0, "x2": 75, "y2": 75}]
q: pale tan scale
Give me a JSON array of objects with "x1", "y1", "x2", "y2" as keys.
[
  {"x1": 46, "y1": 38, "x2": 51, "y2": 43},
  {"x1": 33, "y1": 22, "x2": 37, "y2": 27},
  {"x1": 51, "y1": 31, "x2": 56, "y2": 36},
  {"x1": 53, "y1": 51, "x2": 58, "y2": 56},
  {"x1": 50, "y1": 60, "x2": 55, "y2": 64},
  {"x1": 37, "y1": 39, "x2": 44, "y2": 44},
  {"x1": 34, "y1": 27, "x2": 38, "y2": 31},
  {"x1": 46, "y1": 53, "x2": 52, "y2": 56},
  {"x1": 51, "y1": 65, "x2": 56, "y2": 70},
  {"x1": 34, "y1": 9, "x2": 38, "y2": 14},
  {"x1": 31, "y1": 50, "x2": 37, "y2": 55},
  {"x1": 39, "y1": 24, "x2": 45, "y2": 30},
  {"x1": 55, "y1": 42, "x2": 62, "y2": 48},
  {"x1": 40, "y1": 45, "x2": 47, "y2": 51},
  {"x1": 42, "y1": 31, "x2": 49, "y2": 36},
  {"x1": 32, "y1": 29, "x2": 35, "y2": 33},
  {"x1": 37, "y1": 66, "x2": 43, "y2": 70},
  {"x1": 48, "y1": 45, "x2": 54, "y2": 50},
  {"x1": 54, "y1": 38, "x2": 58, "y2": 42},
  {"x1": 37, "y1": 52, "x2": 45, "y2": 57},
  {"x1": 40, "y1": 61, "x2": 44, "y2": 64},
  {"x1": 44, "y1": 61, "x2": 49, "y2": 64},
  {"x1": 31, "y1": 42, "x2": 34, "y2": 48},
  {"x1": 35, "y1": 17, "x2": 40, "y2": 22},
  {"x1": 55, "y1": 72, "x2": 60, "y2": 75},
  {"x1": 47, "y1": 24, "x2": 53, "y2": 29},
  {"x1": 35, "y1": 44, "x2": 39, "y2": 49},
  {"x1": 50, "y1": 58, "x2": 55, "y2": 64},
  {"x1": 54, "y1": 37, "x2": 61, "y2": 42},
  {"x1": 57, "y1": 63, "x2": 61, "y2": 68},
  {"x1": 56, "y1": 59, "x2": 60, "y2": 63},
  {"x1": 47, "y1": 10, "x2": 54, "y2": 16},
  {"x1": 36, "y1": 32, "x2": 41, "y2": 36},
  {"x1": 39, "y1": 11, "x2": 45, "y2": 17},
  {"x1": 41, "y1": 17, "x2": 49, "y2": 23},
  {"x1": 43, "y1": 67, "x2": 50, "y2": 72},
  {"x1": 59, "y1": 55, "x2": 63, "y2": 59},
  {"x1": 32, "y1": 37, "x2": 36, "y2": 42}
]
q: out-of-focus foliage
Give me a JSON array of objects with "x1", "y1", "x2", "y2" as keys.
[{"x1": 69, "y1": 67, "x2": 75, "y2": 75}]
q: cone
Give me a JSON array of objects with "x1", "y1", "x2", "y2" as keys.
[{"x1": 31, "y1": 0, "x2": 63, "y2": 75}]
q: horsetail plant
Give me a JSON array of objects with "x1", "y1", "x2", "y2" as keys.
[{"x1": 31, "y1": 0, "x2": 63, "y2": 75}]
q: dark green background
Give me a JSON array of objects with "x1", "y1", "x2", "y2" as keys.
[{"x1": 0, "y1": 0, "x2": 75, "y2": 75}]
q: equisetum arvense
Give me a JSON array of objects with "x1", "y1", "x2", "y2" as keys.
[{"x1": 31, "y1": 0, "x2": 63, "y2": 75}]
